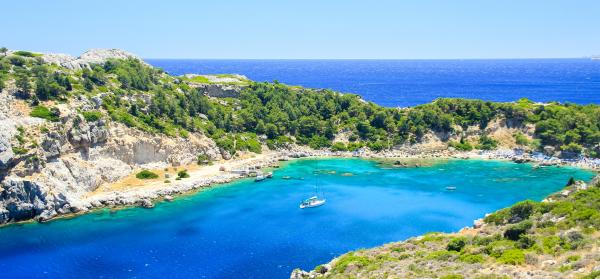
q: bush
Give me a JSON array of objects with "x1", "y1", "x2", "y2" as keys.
[
  {"x1": 478, "y1": 135, "x2": 498, "y2": 150},
  {"x1": 308, "y1": 135, "x2": 331, "y2": 149},
  {"x1": 514, "y1": 132, "x2": 530, "y2": 146},
  {"x1": 197, "y1": 153, "x2": 210, "y2": 165},
  {"x1": 13, "y1": 51, "x2": 38, "y2": 57},
  {"x1": 503, "y1": 220, "x2": 533, "y2": 241},
  {"x1": 497, "y1": 249, "x2": 525, "y2": 265},
  {"x1": 508, "y1": 200, "x2": 537, "y2": 223},
  {"x1": 136, "y1": 170, "x2": 159, "y2": 179},
  {"x1": 332, "y1": 253, "x2": 371, "y2": 273},
  {"x1": 331, "y1": 142, "x2": 347, "y2": 152},
  {"x1": 459, "y1": 253, "x2": 484, "y2": 264},
  {"x1": 449, "y1": 139, "x2": 473, "y2": 151},
  {"x1": 177, "y1": 170, "x2": 190, "y2": 179},
  {"x1": 447, "y1": 237, "x2": 467, "y2": 252},
  {"x1": 561, "y1": 142, "x2": 583, "y2": 154},
  {"x1": 30, "y1": 106, "x2": 60, "y2": 122},
  {"x1": 82, "y1": 110, "x2": 102, "y2": 122}
]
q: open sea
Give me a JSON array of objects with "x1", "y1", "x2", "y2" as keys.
[
  {"x1": 147, "y1": 59, "x2": 600, "y2": 107},
  {"x1": 0, "y1": 159, "x2": 594, "y2": 278}
]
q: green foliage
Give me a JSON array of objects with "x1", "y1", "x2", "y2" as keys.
[
  {"x1": 136, "y1": 170, "x2": 159, "y2": 179},
  {"x1": 449, "y1": 138, "x2": 473, "y2": 151},
  {"x1": 496, "y1": 249, "x2": 525, "y2": 265},
  {"x1": 514, "y1": 132, "x2": 530, "y2": 146},
  {"x1": 197, "y1": 154, "x2": 210, "y2": 165},
  {"x1": 12, "y1": 147, "x2": 28, "y2": 155},
  {"x1": 459, "y1": 253, "x2": 485, "y2": 264},
  {"x1": 104, "y1": 58, "x2": 158, "y2": 90},
  {"x1": 266, "y1": 136, "x2": 293, "y2": 150},
  {"x1": 561, "y1": 142, "x2": 583, "y2": 154},
  {"x1": 29, "y1": 105, "x2": 60, "y2": 122},
  {"x1": 446, "y1": 237, "x2": 467, "y2": 252},
  {"x1": 13, "y1": 51, "x2": 40, "y2": 57},
  {"x1": 177, "y1": 170, "x2": 190, "y2": 179},
  {"x1": 82, "y1": 110, "x2": 102, "y2": 122},
  {"x1": 331, "y1": 142, "x2": 348, "y2": 152},
  {"x1": 332, "y1": 253, "x2": 371, "y2": 273},
  {"x1": 503, "y1": 220, "x2": 533, "y2": 241},
  {"x1": 478, "y1": 135, "x2": 498, "y2": 150},
  {"x1": 7, "y1": 55, "x2": 26, "y2": 66}
]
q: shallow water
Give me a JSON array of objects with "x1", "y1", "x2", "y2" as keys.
[{"x1": 0, "y1": 159, "x2": 594, "y2": 278}]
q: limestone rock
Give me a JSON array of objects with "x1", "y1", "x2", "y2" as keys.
[{"x1": 42, "y1": 49, "x2": 144, "y2": 70}]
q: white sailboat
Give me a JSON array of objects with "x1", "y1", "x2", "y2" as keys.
[
  {"x1": 300, "y1": 161, "x2": 326, "y2": 209},
  {"x1": 300, "y1": 196, "x2": 326, "y2": 208}
]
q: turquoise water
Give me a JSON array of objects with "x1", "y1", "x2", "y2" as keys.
[{"x1": 0, "y1": 159, "x2": 594, "y2": 278}]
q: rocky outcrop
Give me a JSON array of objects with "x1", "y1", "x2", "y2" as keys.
[
  {"x1": 42, "y1": 49, "x2": 142, "y2": 70},
  {"x1": 0, "y1": 177, "x2": 65, "y2": 224},
  {"x1": 195, "y1": 83, "x2": 246, "y2": 98},
  {"x1": 183, "y1": 74, "x2": 249, "y2": 98},
  {"x1": 0, "y1": 83, "x2": 223, "y2": 225}
]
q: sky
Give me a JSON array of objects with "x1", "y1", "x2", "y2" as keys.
[{"x1": 2, "y1": 0, "x2": 599, "y2": 59}]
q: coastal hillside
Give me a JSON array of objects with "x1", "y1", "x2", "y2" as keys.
[
  {"x1": 0, "y1": 48, "x2": 599, "y2": 226},
  {"x1": 292, "y1": 177, "x2": 600, "y2": 279}
]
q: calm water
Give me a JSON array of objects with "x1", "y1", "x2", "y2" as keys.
[
  {"x1": 147, "y1": 59, "x2": 600, "y2": 107},
  {"x1": 0, "y1": 159, "x2": 594, "y2": 279}
]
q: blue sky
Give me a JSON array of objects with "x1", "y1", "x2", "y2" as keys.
[{"x1": 2, "y1": 0, "x2": 599, "y2": 59}]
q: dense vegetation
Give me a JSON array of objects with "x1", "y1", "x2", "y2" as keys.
[{"x1": 1, "y1": 50, "x2": 599, "y2": 158}]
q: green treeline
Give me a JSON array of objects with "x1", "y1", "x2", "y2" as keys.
[{"x1": 1, "y1": 52, "x2": 598, "y2": 157}]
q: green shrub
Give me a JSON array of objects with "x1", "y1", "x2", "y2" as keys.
[
  {"x1": 497, "y1": 249, "x2": 525, "y2": 265},
  {"x1": 331, "y1": 142, "x2": 348, "y2": 152},
  {"x1": 136, "y1": 170, "x2": 159, "y2": 179},
  {"x1": 508, "y1": 200, "x2": 537, "y2": 223},
  {"x1": 449, "y1": 139, "x2": 473, "y2": 151},
  {"x1": 177, "y1": 170, "x2": 190, "y2": 179},
  {"x1": 447, "y1": 237, "x2": 467, "y2": 252},
  {"x1": 514, "y1": 132, "x2": 530, "y2": 146},
  {"x1": 503, "y1": 220, "x2": 533, "y2": 241},
  {"x1": 332, "y1": 253, "x2": 371, "y2": 273},
  {"x1": 478, "y1": 135, "x2": 498, "y2": 150},
  {"x1": 459, "y1": 253, "x2": 484, "y2": 264},
  {"x1": 12, "y1": 147, "x2": 28, "y2": 155},
  {"x1": 486, "y1": 240, "x2": 516, "y2": 258},
  {"x1": 197, "y1": 154, "x2": 210, "y2": 165},
  {"x1": 30, "y1": 106, "x2": 60, "y2": 122},
  {"x1": 441, "y1": 275, "x2": 464, "y2": 279},
  {"x1": 561, "y1": 142, "x2": 583, "y2": 154},
  {"x1": 13, "y1": 50, "x2": 39, "y2": 57},
  {"x1": 484, "y1": 208, "x2": 510, "y2": 225},
  {"x1": 82, "y1": 110, "x2": 102, "y2": 122},
  {"x1": 308, "y1": 135, "x2": 331, "y2": 149}
]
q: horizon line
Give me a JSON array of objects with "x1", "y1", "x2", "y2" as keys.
[{"x1": 144, "y1": 56, "x2": 595, "y2": 61}]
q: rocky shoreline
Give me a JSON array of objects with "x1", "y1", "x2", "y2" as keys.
[{"x1": 20, "y1": 145, "x2": 596, "y2": 226}]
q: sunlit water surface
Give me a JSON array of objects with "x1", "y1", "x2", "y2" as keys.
[{"x1": 0, "y1": 159, "x2": 594, "y2": 278}]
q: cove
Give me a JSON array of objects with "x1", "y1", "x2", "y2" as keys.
[{"x1": 0, "y1": 158, "x2": 594, "y2": 279}]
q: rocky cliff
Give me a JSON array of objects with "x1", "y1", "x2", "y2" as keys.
[{"x1": 0, "y1": 49, "x2": 226, "y2": 225}]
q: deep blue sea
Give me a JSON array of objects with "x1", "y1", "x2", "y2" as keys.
[
  {"x1": 0, "y1": 159, "x2": 594, "y2": 279},
  {"x1": 147, "y1": 59, "x2": 600, "y2": 107}
]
